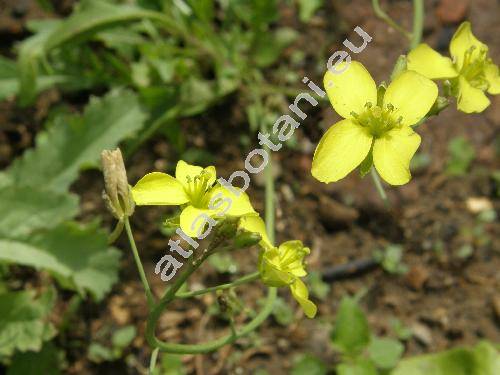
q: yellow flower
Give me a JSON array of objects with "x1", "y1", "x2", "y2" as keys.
[
  {"x1": 312, "y1": 61, "x2": 437, "y2": 186},
  {"x1": 239, "y1": 216, "x2": 317, "y2": 318},
  {"x1": 132, "y1": 160, "x2": 257, "y2": 237},
  {"x1": 407, "y1": 21, "x2": 500, "y2": 113}
]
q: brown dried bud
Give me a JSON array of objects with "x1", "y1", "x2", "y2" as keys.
[{"x1": 101, "y1": 148, "x2": 134, "y2": 220}]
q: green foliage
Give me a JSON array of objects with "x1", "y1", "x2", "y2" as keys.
[
  {"x1": 272, "y1": 296, "x2": 295, "y2": 326},
  {"x1": 374, "y1": 245, "x2": 408, "y2": 275},
  {"x1": 367, "y1": 337, "x2": 405, "y2": 369},
  {"x1": 445, "y1": 136, "x2": 475, "y2": 176},
  {"x1": 331, "y1": 296, "x2": 371, "y2": 355},
  {"x1": 0, "y1": 289, "x2": 56, "y2": 357},
  {"x1": 392, "y1": 341, "x2": 500, "y2": 375},
  {"x1": 7, "y1": 342, "x2": 62, "y2": 375},
  {"x1": 155, "y1": 353, "x2": 187, "y2": 375},
  {"x1": 88, "y1": 325, "x2": 137, "y2": 363},
  {"x1": 297, "y1": 0, "x2": 324, "y2": 23},
  {"x1": 331, "y1": 296, "x2": 405, "y2": 373},
  {"x1": 291, "y1": 353, "x2": 328, "y2": 375},
  {"x1": 307, "y1": 271, "x2": 330, "y2": 300},
  {"x1": 0, "y1": 222, "x2": 120, "y2": 300},
  {"x1": 3, "y1": 89, "x2": 145, "y2": 192}
]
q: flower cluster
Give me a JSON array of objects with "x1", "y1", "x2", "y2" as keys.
[
  {"x1": 407, "y1": 22, "x2": 499, "y2": 113},
  {"x1": 132, "y1": 161, "x2": 317, "y2": 318},
  {"x1": 311, "y1": 21, "x2": 499, "y2": 187},
  {"x1": 240, "y1": 216, "x2": 317, "y2": 318}
]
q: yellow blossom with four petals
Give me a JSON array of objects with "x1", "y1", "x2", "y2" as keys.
[
  {"x1": 312, "y1": 61, "x2": 438, "y2": 186},
  {"x1": 132, "y1": 160, "x2": 257, "y2": 237},
  {"x1": 407, "y1": 21, "x2": 500, "y2": 113},
  {"x1": 239, "y1": 216, "x2": 317, "y2": 318}
]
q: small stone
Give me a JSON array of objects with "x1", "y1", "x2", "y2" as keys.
[
  {"x1": 318, "y1": 196, "x2": 359, "y2": 230},
  {"x1": 405, "y1": 265, "x2": 430, "y2": 290},
  {"x1": 492, "y1": 296, "x2": 500, "y2": 321},
  {"x1": 466, "y1": 197, "x2": 493, "y2": 213},
  {"x1": 436, "y1": 0, "x2": 469, "y2": 24},
  {"x1": 411, "y1": 322, "x2": 433, "y2": 347}
]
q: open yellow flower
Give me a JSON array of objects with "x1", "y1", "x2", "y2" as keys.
[
  {"x1": 239, "y1": 216, "x2": 317, "y2": 318},
  {"x1": 407, "y1": 21, "x2": 500, "y2": 113},
  {"x1": 132, "y1": 160, "x2": 256, "y2": 237},
  {"x1": 312, "y1": 61, "x2": 437, "y2": 186}
]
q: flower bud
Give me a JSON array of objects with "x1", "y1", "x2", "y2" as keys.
[
  {"x1": 233, "y1": 231, "x2": 262, "y2": 249},
  {"x1": 101, "y1": 148, "x2": 134, "y2": 220}
]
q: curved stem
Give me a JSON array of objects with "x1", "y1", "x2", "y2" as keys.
[
  {"x1": 124, "y1": 217, "x2": 155, "y2": 308},
  {"x1": 175, "y1": 272, "x2": 260, "y2": 299},
  {"x1": 108, "y1": 219, "x2": 124, "y2": 244},
  {"x1": 372, "y1": 0, "x2": 412, "y2": 40},
  {"x1": 410, "y1": 0, "x2": 424, "y2": 50},
  {"x1": 148, "y1": 348, "x2": 159, "y2": 375},
  {"x1": 370, "y1": 167, "x2": 390, "y2": 208}
]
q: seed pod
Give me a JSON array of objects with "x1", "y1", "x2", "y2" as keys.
[{"x1": 101, "y1": 148, "x2": 135, "y2": 220}]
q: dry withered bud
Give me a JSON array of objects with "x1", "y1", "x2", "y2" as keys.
[{"x1": 101, "y1": 148, "x2": 134, "y2": 220}]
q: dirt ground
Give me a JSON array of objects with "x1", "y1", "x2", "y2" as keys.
[{"x1": 1, "y1": 0, "x2": 499, "y2": 374}]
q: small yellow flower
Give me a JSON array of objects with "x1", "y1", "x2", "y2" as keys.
[
  {"x1": 407, "y1": 21, "x2": 500, "y2": 113},
  {"x1": 312, "y1": 61, "x2": 437, "y2": 186},
  {"x1": 132, "y1": 160, "x2": 257, "y2": 237},
  {"x1": 239, "y1": 216, "x2": 317, "y2": 318}
]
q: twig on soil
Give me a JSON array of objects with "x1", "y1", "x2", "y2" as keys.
[{"x1": 321, "y1": 257, "x2": 379, "y2": 282}]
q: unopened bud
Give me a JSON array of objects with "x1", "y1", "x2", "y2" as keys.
[
  {"x1": 427, "y1": 96, "x2": 449, "y2": 117},
  {"x1": 101, "y1": 148, "x2": 135, "y2": 220}
]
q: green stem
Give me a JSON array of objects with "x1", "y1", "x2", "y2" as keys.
[
  {"x1": 145, "y1": 248, "x2": 277, "y2": 354},
  {"x1": 175, "y1": 272, "x2": 260, "y2": 299},
  {"x1": 372, "y1": 0, "x2": 412, "y2": 40},
  {"x1": 370, "y1": 167, "x2": 390, "y2": 208},
  {"x1": 148, "y1": 348, "x2": 159, "y2": 375},
  {"x1": 108, "y1": 219, "x2": 124, "y2": 244},
  {"x1": 264, "y1": 145, "x2": 275, "y2": 244},
  {"x1": 124, "y1": 217, "x2": 155, "y2": 308},
  {"x1": 410, "y1": 0, "x2": 424, "y2": 50}
]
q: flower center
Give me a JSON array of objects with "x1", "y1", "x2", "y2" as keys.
[
  {"x1": 352, "y1": 102, "x2": 402, "y2": 138},
  {"x1": 184, "y1": 171, "x2": 213, "y2": 208},
  {"x1": 460, "y1": 46, "x2": 489, "y2": 90}
]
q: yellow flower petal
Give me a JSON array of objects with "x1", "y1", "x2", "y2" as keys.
[
  {"x1": 239, "y1": 216, "x2": 273, "y2": 250},
  {"x1": 324, "y1": 61, "x2": 377, "y2": 119},
  {"x1": 312, "y1": 119, "x2": 373, "y2": 183},
  {"x1": 407, "y1": 44, "x2": 458, "y2": 79},
  {"x1": 383, "y1": 71, "x2": 438, "y2": 126},
  {"x1": 179, "y1": 205, "x2": 216, "y2": 238},
  {"x1": 456, "y1": 76, "x2": 490, "y2": 113},
  {"x1": 373, "y1": 126, "x2": 421, "y2": 186},
  {"x1": 208, "y1": 186, "x2": 257, "y2": 217},
  {"x1": 175, "y1": 160, "x2": 216, "y2": 188},
  {"x1": 485, "y1": 63, "x2": 500, "y2": 95},
  {"x1": 132, "y1": 172, "x2": 189, "y2": 205},
  {"x1": 450, "y1": 21, "x2": 488, "y2": 70},
  {"x1": 278, "y1": 241, "x2": 309, "y2": 278},
  {"x1": 290, "y1": 279, "x2": 317, "y2": 318},
  {"x1": 259, "y1": 248, "x2": 295, "y2": 287}
]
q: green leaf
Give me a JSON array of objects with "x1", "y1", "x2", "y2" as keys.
[
  {"x1": 331, "y1": 297, "x2": 370, "y2": 355},
  {"x1": 4, "y1": 89, "x2": 146, "y2": 192},
  {"x1": 157, "y1": 353, "x2": 186, "y2": 375},
  {"x1": 0, "y1": 185, "x2": 78, "y2": 239},
  {"x1": 445, "y1": 136, "x2": 475, "y2": 176},
  {"x1": 298, "y1": 0, "x2": 324, "y2": 23},
  {"x1": 112, "y1": 326, "x2": 136, "y2": 349},
  {"x1": 0, "y1": 222, "x2": 121, "y2": 301},
  {"x1": 291, "y1": 354, "x2": 328, "y2": 375},
  {"x1": 88, "y1": 342, "x2": 115, "y2": 363},
  {"x1": 337, "y1": 359, "x2": 378, "y2": 375},
  {"x1": 272, "y1": 297, "x2": 295, "y2": 326},
  {"x1": 367, "y1": 337, "x2": 404, "y2": 369},
  {"x1": 392, "y1": 341, "x2": 500, "y2": 375},
  {"x1": 7, "y1": 342, "x2": 61, "y2": 375},
  {"x1": 253, "y1": 27, "x2": 298, "y2": 67},
  {"x1": 0, "y1": 289, "x2": 56, "y2": 357}
]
